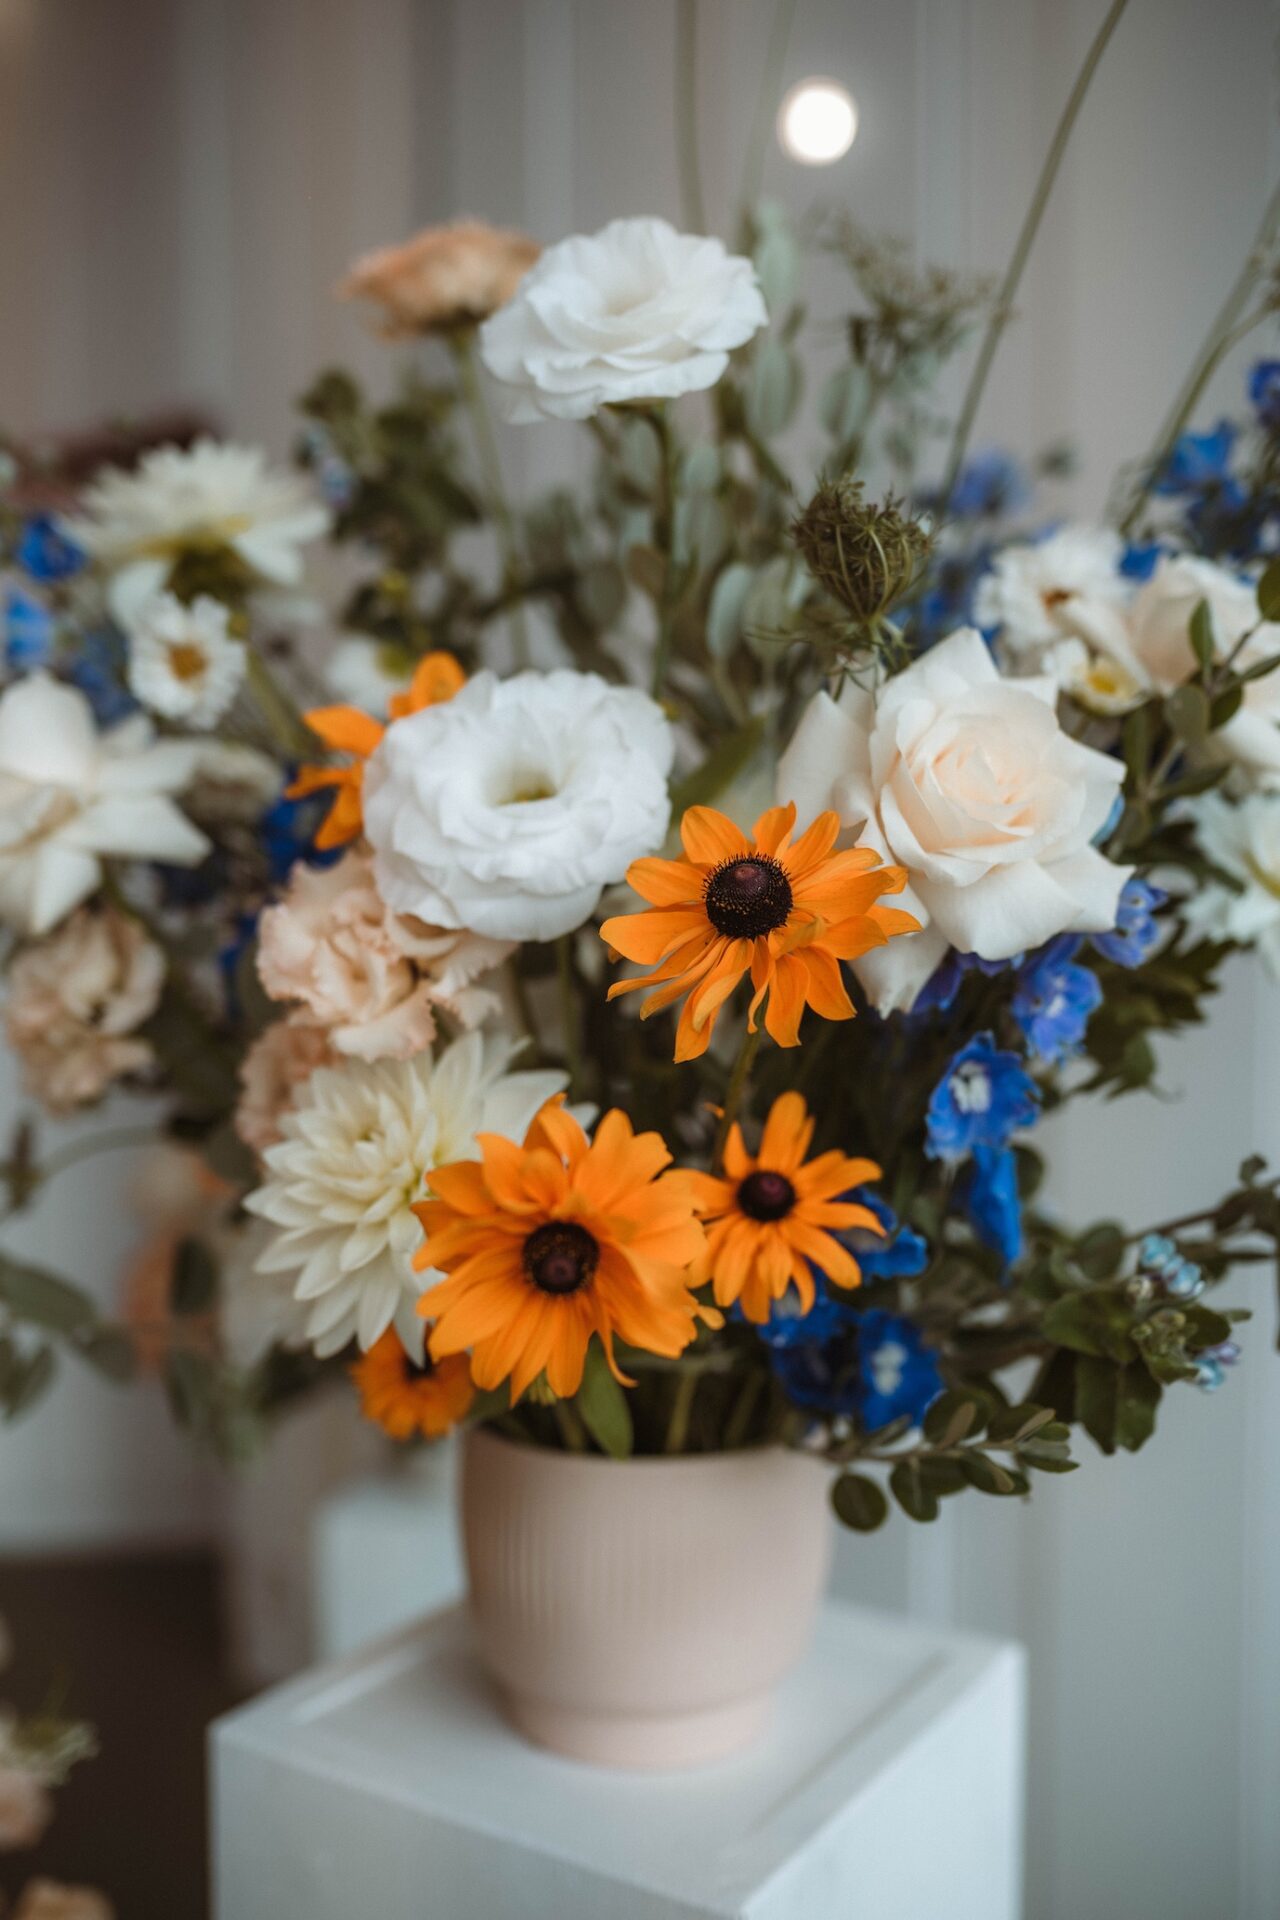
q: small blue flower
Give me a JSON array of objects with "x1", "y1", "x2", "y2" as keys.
[
  {"x1": 1154, "y1": 420, "x2": 1236, "y2": 495},
  {"x1": 913, "y1": 948, "x2": 1015, "y2": 1015},
  {"x1": 1091, "y1": 877, "x2": 1166, "y2": 968},
  {"x1": 854, "y1": 1310, "x2": 945, "y2": 1431},
  {"x1": 948, "y1": 450, "x2": 1028, "y2": 520},
  {"x1": 841, "y1": 1188, "x2": 929, "y2": 1280},
  {"x1": 959, "y1": 1144, "x2": 1022, "y2": 1267},
  {"x1": 1119, "y1": 541, "x2": 1162, "y2": 583},
  {"x1": 925, "y1": 1033, "x2": 1039, "y2": 1160},
  {"x1": 1136, "y1": 1231, "x2": 1204, "y2": 1301},
  {"x1": 1248, "y1": 360, "x2": 1280, "y2": 432},
  {"x1": 65, "y1": 630, "x2": 138, "y2": 726},
  {"x1": 1195, "y1": 1341, "x2": 1241, "y2": 1392},
  {"x1": 16, "y1": 513, "x2": 85, "y2": 582},
  {"x1": 260, "y1": 788, "x2": 343, "y2": 882},
  {"x1": 4, "y1": 588, "x2": 54, "y2": 672},
  {"x1": 1012, "y1": 936, "x2": 1102, "y2": 1063},
  {"x1": 758, "y1": 1272, "x2": 849, "y2": 1351}
]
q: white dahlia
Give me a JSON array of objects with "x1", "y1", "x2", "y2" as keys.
[
  {"x1": 0, "y1": 675, "x2": 209, "y2": 935},
  {"x1": 126, "y1": 592, "x2": 246, "y2": 728},
  {"x1": 243, "y1": 1031, "x2": 569, "y2": 1359},
  {"x1": 479, "y1": 216, "x2": 767, "y2": 423},
  {"x1": 363, "y1": 668, "x2": 674, "y2": 941},
  {"x1": 975, "y1": 525, "x2": 1131, "y2": 666},
  {"x1": 68, "y1": 437, "x2": 329, "y2": 627}
]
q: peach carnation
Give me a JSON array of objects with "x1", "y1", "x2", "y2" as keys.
[
  {"x1": 0, "y1": 1767, "x2": 52, "y2": 1849},
  {"x1": 339, "y1": 220, "x2": 540, "y2": 337},
  {"x1": 4, "y1": 906, "x2": 164, "y2": 1114},
  {"x1": 234, "y1": 1020, "x2": 334, "y2": 1155},
  {"x1": 256, "y1": 849, "x2": 512, "y2": 1062}
]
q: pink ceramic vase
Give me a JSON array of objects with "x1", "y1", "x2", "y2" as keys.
[{"x1": 460, "y1": 1426, "x2": 832, "y2": 1769}]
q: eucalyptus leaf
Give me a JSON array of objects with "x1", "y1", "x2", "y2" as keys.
[
  {"x1": 831, "y1": 1472, "x2": 889, "y2": 1531},
  {"x1": 744, "y1": 339, "x2": 800, "y2": 440},
  {"x1": 1257, "y1": 557, "x2": 1280, "y2": 623},
  {"x1": 575, "y1": 1346, "x2": 633, "y2": 1460},
  {"x1": 0, "y1": 1257, "x2": 98, "y2": 1337}
]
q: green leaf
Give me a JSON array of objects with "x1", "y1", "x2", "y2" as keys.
[
  {"x1": 1165, "y1": 684, "x2": 1210, "y2": 746},
  {"x1": 819, "y1": 363, "x2": 872, "y2": 444},
  {"x1": 956, "y1": 1450, "x2": 1025, "y2": 1496},
  {"x1": 744, "y1": 339, "x2": 800, "y2": 439},
  {"x1": 1188, "y1": 598, "x2": 1216, "y2": 672},
  {"x1": 705, "y1": 562, "x2": 755, "y2": 661},
  {"x1": 987, "y1": 1403, "x2": 1055, "y2": 1445},
  {"x1": 1073, "y1": 1222, "x2": 1126, "y2": 1281},
  {"x1": 1, "y1": 1343, "x2": 55, "y2": 1420},
  {"x1": 575, "y1": 1345, "x2": 633, "y2": 1460},
  {"x1": 1075, "y1": 1353, "x2": 1120, "y2": 1453},
  {"x1": 1041, "y1": 1288, "x2": 1136, "y2": 1362},
  {"x1": 831, "y1": 1472, "x2": 889, "y2": 1532},
  {"x1": 1115, "y1": 1363, "x2": 1161, "y2": 1453},
  {"x1": 889, "y1": 1459, "x2": 940, "y2": 1522},
  {"x1": 0, "y1": 1257, "x2": 97, "y2": 1337},
  {"x1": 1257, "y1": 557, "x2": 1280, "y2": 623},
  {"x1": 1209, "y1": 684, "x2": 1244, "y2": 730},
  {"x1": 1182, "y1": 1304, "x2": 1233, "y2": 1350},
  {"x1": 75, "y1": 1327, "x2": 136, "y2": 1385},
  {"x1": 915, "y1": 1454, "x2": 969, "y2": 1497},
  {"x1": 922, "y1": 1390, "x2": 983, "y2": 1448},
  {"x1": 171, "y1": 1239, "x2": 217, "y2": 1316}
]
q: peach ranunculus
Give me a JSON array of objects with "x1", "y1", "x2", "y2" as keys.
[
  {"x1": 339, "y1": 220, "x2": 541, "y2": 338},
  {"x1": 119, "y1": 1145, "x2": 233, "y2": 1372},
  {"x1": 255, "y1": 848, "x2": 513, "y2": 1061},
  {"x1": 234, "y1": 1020, "x2": 334, "y2": 1156},
  {"x1": 3, "y1": 905, "x2": 164, "y2": 1114}
]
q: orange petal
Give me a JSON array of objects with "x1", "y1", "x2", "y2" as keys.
[
  {"x1": 301, "y1": 704, "x2": 385, "y2": 756},
  {"x1": 759, "y1": 1091, "x2": 814, "y2": 1174},
  {"x1": 781, "y1": 809, "x2": 841, "y2": 876},
  {"x1": 762, "y1": 953, "x2": 807, "y2": 1048},
  {"x1": 751, "y1": 801, "x2": 797, "y2": 856},
  {"x1": 681, "y1": 806, "x2": 749, "y2": 866},
  {"x1": 795, "y1": 944, "x2": 856, "y2": 1023},
  {"x1": 624, "y1": 856, "x2": 704, "y2": 907}
]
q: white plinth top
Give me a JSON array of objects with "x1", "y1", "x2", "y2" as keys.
[{"x1": 214, "y1": 1601, "x2": 1026, "y2": 1920}]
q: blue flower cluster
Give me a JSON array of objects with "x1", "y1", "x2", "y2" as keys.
[
  {"x1": 4, "y1": 512, "x2": 86, "y2": 678},
  {"x1": 1011, "y1": 937, "x2": 1102, "y2": 1064},
  {"x1": 1091, "y1": 878, "x2": 1166, "y2": 968},
  {"x1": 925, "y1": 1033, "x2": 1039, "y2": 1160},
  {"x1": 1151, "y1": 363, "x2": 1280, "y2": 561},
  {"x1": 1136, "y1": 1232, "x2": 1204, "y2": 1302}
]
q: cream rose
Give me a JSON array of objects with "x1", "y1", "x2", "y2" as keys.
[
  {"x1": 777, "y1": 628, "x2": 1130, "y2": 1011},
  {"x1": 479, "y1": 216, "x2": 767, "y2": 423},
  {"x1": 1122, "y1": 555, "x2": 1280, "y2": 782},
  {"x1": 363, "y1": 668, "x2": 674, "y2": 941},
  {"x1": 256, "y1": 848, "x2": 512, "y2": 1060},
  {"x1": 4, "y1": 905, "x2": 164, "y2": 1113}
]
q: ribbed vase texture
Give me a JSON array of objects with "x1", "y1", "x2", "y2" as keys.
[{"x1": 460, "y1": 1427, "x2": 832, "y2": 1768}]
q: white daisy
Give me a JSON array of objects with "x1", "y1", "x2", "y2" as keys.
[
  {"x1": 243, "y1": 1031, "x2": 571, "y2": 1361},
  {"x1": 126, "y1": 593, "x2": 246, "y2": 729},
  {"x1": 67, "y1": 437, "x2": 330, "y2": 628},
  {"x1": 976, "y1": 525, "x2": 1132, "y2": 665}
]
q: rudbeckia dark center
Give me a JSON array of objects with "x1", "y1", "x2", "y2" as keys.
[
  {"x1": 523, "y1": 1220, "x2": 599, "y2": 1296},
  {"x1": 737, "y1": 1170, "x2": 796, "y2": 1222},
  {"x1": 704, "y1": 855, "x2": 793, "y2": 938}
]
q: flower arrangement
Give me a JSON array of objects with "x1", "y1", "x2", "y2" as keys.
[{"x1": 2, "y1": 72, "x2": 1280, "y2": 1546}]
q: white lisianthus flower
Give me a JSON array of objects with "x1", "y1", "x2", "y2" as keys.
[
  {"x1": 1182, "y1": 790, "x2": 1280, "y2": 974},
  {"x1": 479, "y1": 217, "x2": 767, "y2": 423},
  {"x1": 243, "y1": 1031, "x2": 570, "y2": 1359},
  {"x1": 126, "y1": 592, "x2": 246, "y2": 728},
  {"x1": 322, "y1": 634, "x2": 414, "y2": 716},
  {"x1": 67, "y1": 438, "x2": 329, "y2": 628},
  {"x1": 363, "y1": 668, "x2": 674, "y2": 941},
  {"x1": 777, "y1": 628, "x2": 1130, "y2": 1011},
  {"x1": 975, "y1": 525, "x2": 1132, "y2": 666},
  {"x1": 1124, "y1": 555, "x2": 1280, "y2": 782},
  {"x1": 0, "y1": 675, "x2": 209, "y2": 935}
]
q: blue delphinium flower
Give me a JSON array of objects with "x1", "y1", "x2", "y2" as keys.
[
  {"x1": 854, "y1": 1310, "x2": 945, "y2": 1431},
  {"x1": 261, "y1": 788, "x2": 343, "y2": 882},
  {"x1": 1091, "y1": 877, "x2": 1166, "y2": 968},
  {"x1": 948, "y1": 450, "x2": 1028, "y2": 520},
  {"x1": 841, "y1": 1188, "x2": 928, "y2": 1280},
  {"x1": 1248, "y1": 360, "x2": 1280, "y2": 433},
  {"x1": 960, "y1": 1144, "x2": 1022, "y2": 1267},
  {"x1": 16, "y1": 512, "x2": 85, "y2": 582},
  {"x1": 1186, "y1": 476, "x2": 1266, "y2": 561},
  {"x1": 757, "y1": 1272, "x2": 849, "y2": 1351},
  {"x1": 912, "y1": 543, "x2": 995, "y2": 651},
  {"x1": 1154, "y1": 420, "x2": 1236, "y2": 495},
  {"x1": 65, "y1": 629, "x2": 138, "y2": 726},
  {"x1": 1119, "y1": 541, "x2": 1162, "y2": 582},
  {"x1": 1195, "y1": 1341, "x2": 1241, "y2": 1392},
  {"x1": 4, "y1": 588, "x2": 54, "y2": 672},
  {"x1": 1136, "y1": 1232, "x2": 1204, "y2": 1301},
  {"x1": 925, "y1": 1033, "x2": 1039, "y2": 1160},
  {"x1": 1011, "y1": 936, "x2": 1102, "y2": 1063},
  {"x1": 913, "y1": 948, "x2": 1015, "y2": 1016}
]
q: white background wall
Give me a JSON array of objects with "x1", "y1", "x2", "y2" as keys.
[{"x1": 0, "y1": 0, "x2": 1278, "y2": 1913}]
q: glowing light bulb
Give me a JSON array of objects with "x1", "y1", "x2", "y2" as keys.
[{"x1": 777, "y1": 79, "x2": 858, "y2": 166}]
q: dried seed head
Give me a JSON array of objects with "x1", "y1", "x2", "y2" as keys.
[{"x1": 792, "y1": 478, "x2": 934, "y2": 624}]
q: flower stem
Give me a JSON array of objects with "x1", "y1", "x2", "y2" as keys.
[
  {"x1": 737, "y1": 0, "x2": 798, "y2": 230},
  {"x1": 452, "y1": 334, "x2": 531, "y2": 669},
  {"x1": 647, "y1": 406, "x2": 682, "y2": 700},
  {"x1": 244, "y1": 647, "x2": 313, "y2": 757},
  {"x1": 1117, "y1": 179, "x2": 1280, "y2": 535},
  {"x1": 674, "y1": 0, "x2": 708, "y2": 234},
  {"x1": 552, "y1": 1398, "x2": 590, "y2": 1452},
  {"x1": 723, "y1": 1368, "x2": 765, "y2": 1450},
  {"x1": 555, "y1": 934, "x2": 583, "y2": 1094},
  {"x1": 714, "y1": 1022, "x2": 762, "y2": 1170},
  {"x1": 940, "y1": 0, "x2": 1131, "y2": 506},
  {"x1": 664, "y1": 1364, "x2": 699, "y2": 1454}
]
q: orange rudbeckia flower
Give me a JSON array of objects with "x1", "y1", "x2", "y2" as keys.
[
  {"x1": 350, "y1": 1331, "x2": 475, "y2": 1440},
  {"x1": 412, "y1": 1099, "x2": 709, "y2": 1402},
  {"x1": 287, "y1": 649, "x2": 465, "y2": 850},
  {"x1": 599, "y1": 801, "x2": 918, "y2": 1061},
  {"x1": 683, "y1": 1091, "x2": 884, "y2": 1323}
]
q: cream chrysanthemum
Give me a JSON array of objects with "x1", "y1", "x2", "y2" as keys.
[
  {"x1": 126, "y1": 593, "x2": 246, "y2": 728},
  {"x1": 68, "y1": 437, "x2": 329, "y2": 627},
  {"x1": 243, "y1": 1031, "x2": 569, "y2": 1360}
]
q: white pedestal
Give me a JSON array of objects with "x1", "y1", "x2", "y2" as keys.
[
  {"x1": 311, "y1": 1447, "x2": 464, "y2": 1661},
  {"x1": 212, "y1": 1601, "x2": 1027, "y2": 1920}
]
